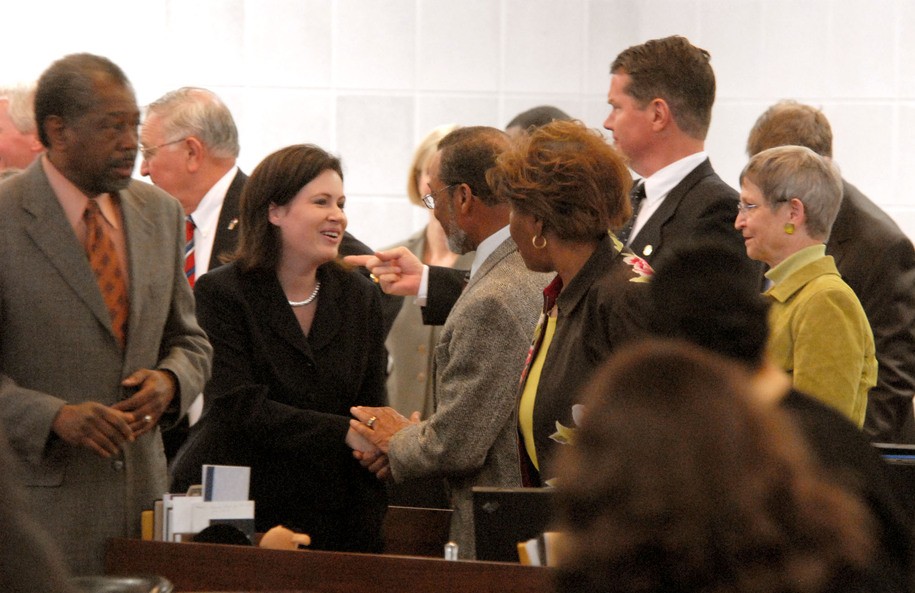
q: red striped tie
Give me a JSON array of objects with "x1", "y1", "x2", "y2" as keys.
[
  {"x1": 84, "y1": 199, "x2": 129, "y2": 346},
  {"x1": 185, "y1": 216, "x2": 196, "y2": 288}
]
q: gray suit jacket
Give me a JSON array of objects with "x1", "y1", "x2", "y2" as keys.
[
  {"x1": 388, "y1": 237, "x2": 550, "y2": 558},
  {"x1": 0, "y1": 161, "x2": 212, "y2": 574},
  {"x1": 383, "y1": 227, "x2": 473, "y2": 418}
]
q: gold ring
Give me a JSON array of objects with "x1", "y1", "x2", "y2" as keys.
[
  {"x1": 365, "y1": 416, "x2": 377, "y2": 429},
  {"x1": 143, "y1": 415, "x2": 153, "y2": 424}
]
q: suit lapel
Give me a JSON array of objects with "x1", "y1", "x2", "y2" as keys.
[
  {"x1": 210, "y1": 170, "x2": 245, "y2": 269},
  {"x1": 463, "y1": 237, "x2": 516, "y2": 295},
  {"x1": 120, "y1": 186, "x2": 158, "y2": 351},
  {"x1": 21, "y1": 165, "x2": 113, "y2": 336},
  {"x1": 241, "y1": 268, "x2": 311, "y2": 359},
  {"x1": 630, "y1": 159, "x2": 715, "y2": 258}
]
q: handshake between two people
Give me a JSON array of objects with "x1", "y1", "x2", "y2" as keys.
[{"x1": 345, "y1": 406, "x2": 421, "y2": 481}]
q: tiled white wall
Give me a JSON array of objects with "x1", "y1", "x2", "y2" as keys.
[{"x1": 3, "y1": 0, "x2": 914, "y2": 246}]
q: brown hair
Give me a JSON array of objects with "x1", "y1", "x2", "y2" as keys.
[
  {"x1": 234, "y1": 144, "x2": 343, "y2": 271},
  {"x1": 611, "y1": 36, "x2": 715, "y2": 140},
  {"x1": 746, "y1": 100, "x2": 833, "y2": 158},
  {"x1": 488, "y1": 120, "x2": 631, "y2": 242},
  {"x1": 555, "y1": 340, "x2": 875, "y2": 593}
]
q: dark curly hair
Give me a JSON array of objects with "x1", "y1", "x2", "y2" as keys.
[{"x1": 487, "y1": 120, "x2": 631, "y2": 243}]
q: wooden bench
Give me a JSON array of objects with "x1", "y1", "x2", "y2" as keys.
[{"x1": 105, "y1": 538, "x2": 553, "y2": 593}]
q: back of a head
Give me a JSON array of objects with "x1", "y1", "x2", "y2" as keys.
[
  {"x1": 554, "y1": 340, "x2": 876, "y2": 593},
  {"x1": 488, "y1": 119, "x2": 631, "y2": 241},
  {"x1": 746, "y1": 100, "x2": 833, "y2": 158},
  {"x1": 0, "y1": 84, "x2": 37, "y2": 135},
  {"x1": 505, "y1": 105, "x2": 572, "y2": 136},
  {"x1": 146, "y1": 87, "x2": 240, "y2": 159},
  {"x1": 611, "y1": 35, "x2": 715, "y2": 140},
  {"x1": 34, "y1": 53, "x2": 131, "y2": 149},
  {"x1": 437, "y1": 126, "x2": 509, "y2": 206},
  {"x1": 648, "y1": 242, "x2": 769, "y2": 368}
]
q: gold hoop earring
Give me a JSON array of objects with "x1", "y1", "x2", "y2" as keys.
[
  {"x1": 784, "y1": 223, "x2": 795, "y2": 235},
  {"x1": 532, "y1": 235, "x2": 547, "y2": 250}
]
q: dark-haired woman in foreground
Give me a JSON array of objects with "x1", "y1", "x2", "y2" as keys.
[{"x1": 555, "y1": 340, "x2": 888, "y2": 593}]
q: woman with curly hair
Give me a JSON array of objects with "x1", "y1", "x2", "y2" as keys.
[
  {"x1": 554, "y1": 340, "x2": 886, "y2": 593},
  {"x1": 487, "y1": 119, "x2": 651, "y2": 485}
]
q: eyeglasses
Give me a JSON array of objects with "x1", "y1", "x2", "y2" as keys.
[
  {"x1": 422, "y1": 183, "x2": 458, "y2": 209},
  {"x1": 736, "y1": 202, "x2": 760, "y2": 215},
  {"x1": 139, "y1": 138, "x2": 187, "y2": 161},
  {"x1": 736, "y1": 198, "x2": 788, "y2": 216}
]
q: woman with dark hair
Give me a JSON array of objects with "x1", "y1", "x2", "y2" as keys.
[
  {"x1": 554, "y1": 340, "x2": 883, "y2": 593},
  {"x1": 486, "y1": 119, "x2": 651, "y2": 485},
  {"x1": 171, "y1": 144, "x2": 386, "y2": 552}
]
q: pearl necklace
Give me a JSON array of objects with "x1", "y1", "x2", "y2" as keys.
[{"x1": 287, "y1": 281, "x2": 321, "y2": 307}]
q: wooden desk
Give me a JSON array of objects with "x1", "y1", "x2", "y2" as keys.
[{"x1": 105, "y1": 539, "x2": 553, "y2": 593}]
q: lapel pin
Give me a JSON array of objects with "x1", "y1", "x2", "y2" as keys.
[
  {"x1": 642, "y1": 245, "x2": 653, "y2": 256},
  {"x1": 228, "y1": 218, "x2": 239, "y2": 230}
]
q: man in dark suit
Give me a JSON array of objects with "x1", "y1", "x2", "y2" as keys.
[
  {"x1": 747, "y1": 101, "x2": 915, "y2": 443},
  {"x1": 0, "y1": 53, "x2": 211, "y2": 574},
  {"x1": 605, "y1": 35, "x2": 744, "y2": 268}
]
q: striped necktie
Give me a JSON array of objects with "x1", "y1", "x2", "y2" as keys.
[
  {"x1": 616, "y1": 181, "x2": 647, "y2": 245},
  {"x1": 185, "y1": 216, "x2": 196, "y2": 287},
  {"x1": 84, "y1": 199, "x2": 129, "y2": 346}
]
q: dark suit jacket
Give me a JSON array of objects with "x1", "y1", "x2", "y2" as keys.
[
  {"x1": 421, "y1": 266, "x2": 468, "y2": 326},
  {"x1": 628, "y1": 158, "x2": 744, "y2": 269},
  {"x1": 526, "y1": 236, "x2": 650, "y2": 483},
  {"x1": 172, "y1": 261, "x2": 387, "y2": 552},
  {"x1": 207, "y1": 169, "x2": 245, "y2": 270},
  {"x1": 827, "y1": 180, "x2": 915, "y2": 443}
]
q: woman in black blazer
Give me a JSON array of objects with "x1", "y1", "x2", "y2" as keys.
[{"x1": 171, "y1": 144, "x2": 386, "y2": 552}]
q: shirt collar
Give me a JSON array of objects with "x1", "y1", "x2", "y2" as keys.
[
  {"x1": 42, "y1": 154, "x2": 120, "y2": 230},
  {"x1": 638, "y1": 151, "x2": 708, "y2": 204},
  {"x1": 191, "y1": 165, "x2": 238, "y2": 235},
  {"x1": 470, "y1": 225, "x2": 511, "y2": 279}
]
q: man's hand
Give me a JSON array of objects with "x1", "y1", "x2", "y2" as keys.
[
  {"x1": 51, "y1": 402, "x2": 135, "y2": 458},
  {"x1": 349, "y1": 406, "x2": 419, "y2": 454},
  {"x1": 343, "y1": 247, "x2": 424, "y2": 296},
  {"x1": 113, "y1": 369, "x2": 177, "y2": 438},
  {"x1": 352, "y1": 448, "x2": 392, "y2": 480}
]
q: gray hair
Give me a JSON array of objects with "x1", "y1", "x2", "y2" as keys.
[
  {"x1": 145, "y1": 87, "x2": 239, "y2": 159},
  {"x1": 739, "y1": 145, "x2": 842, "y2": 241},
  {"x1": 0, "y1": 84, "x2": 37, "y2": 134}
]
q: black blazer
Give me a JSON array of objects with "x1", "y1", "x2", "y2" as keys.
[
  {"x1": 827, "y1": 180, "x2": 915, "y2": 443},
  {"x1": 628, "y1": 158, "x2": 744, "y2": 268},
  {"x1": 172, "y1": 261, "x2": 387, "y2": 552}
]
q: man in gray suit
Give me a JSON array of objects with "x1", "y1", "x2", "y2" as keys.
[
  {"x1": 0, "y1": 53, "x2": 212, "y2": 574},
  {"x1": 348, "y1": 127, "x2": 549, "y2": 558}
]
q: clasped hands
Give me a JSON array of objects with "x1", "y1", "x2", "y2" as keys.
[
  {"x1": 51, "y1": 369, "x2": 176, "y2": 458},
  {"x1": 346, "y1": 405, "x2": 420, "y2": 481}
]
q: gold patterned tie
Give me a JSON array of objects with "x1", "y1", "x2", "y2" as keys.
[{"x1": 84, "y1": 199, "x2": 129, "y2": 346}]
